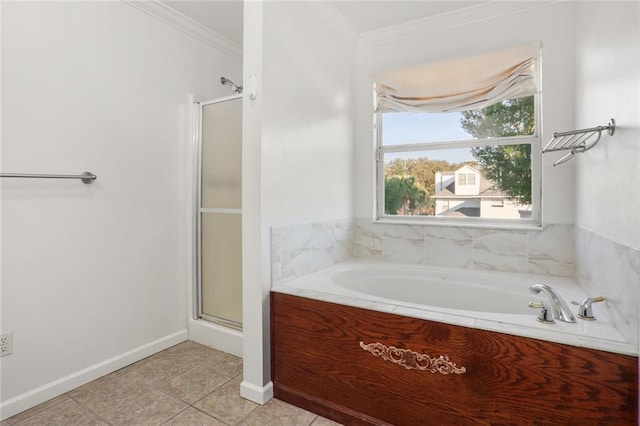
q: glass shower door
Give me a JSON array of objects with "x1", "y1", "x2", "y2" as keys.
[{"x1": 198, "y1": 95, "x2": 242, "y2": 328}]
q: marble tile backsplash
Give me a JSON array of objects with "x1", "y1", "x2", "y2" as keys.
[
  {"x1": 272, "y1": 218, "x2": 576, "y2": 285},
  {"x1": 353, "y1": 218, "x2": 575, "y2": 277},
  {"x1": 575, "y1": 226, "x2": 639, "y2": 346},
  {"x1": 271, "y1": 218, "x2": 354, "y2": 285}
]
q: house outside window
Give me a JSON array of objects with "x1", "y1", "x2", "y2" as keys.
[
  {"x1": 432, "y1": 166, "x2": 521, "y2": 219},
  {"x1": 374, "y1": 44, "x2": 540, "y2": 225}
]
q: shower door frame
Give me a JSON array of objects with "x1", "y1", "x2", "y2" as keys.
[{"x1": 193, "y1": 93, "x2": 243, "y2": 330}]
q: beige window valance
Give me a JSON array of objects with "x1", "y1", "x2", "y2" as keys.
[{"x1": 373, "y1": 43, "x2": 540, "y2": 113}]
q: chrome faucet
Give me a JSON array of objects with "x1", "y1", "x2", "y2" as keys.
[
  {"x1": 529, "y1": 284, "x2": 576, "y2": 323},
  {"x1": 572, "y1": 296, "x2": 605, "y2": 320}
]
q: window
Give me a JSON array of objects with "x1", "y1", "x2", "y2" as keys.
[
  {"x1": 467, "y1": 173, "x2": 475, "y2": 185},
  {"x1": 374, "y1": 44, "x2": 540, "y2": 224},
  {"x1": 457, "y1": 173, "x2": 476, "y2": 186}
]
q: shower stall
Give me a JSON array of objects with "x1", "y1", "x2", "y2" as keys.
[{"x1": 194, "y1": 92, "x2": 243, "y2": 330}]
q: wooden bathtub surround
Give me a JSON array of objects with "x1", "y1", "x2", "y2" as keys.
[{"x1": 271, "y1": 292, "x2": 638, "y2": 426}]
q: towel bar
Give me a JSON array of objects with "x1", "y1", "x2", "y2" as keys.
[{"x1": 0, "y1": 172, "x2": 97, "y2": 184}]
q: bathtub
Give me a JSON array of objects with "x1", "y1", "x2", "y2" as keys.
[{"x1": 273, "y1": 260, "x2": 636, "y2": 356}]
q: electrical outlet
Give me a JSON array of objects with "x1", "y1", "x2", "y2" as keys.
[{"x1": 0, "y1": 332, "x2": 13, "y2": 357}]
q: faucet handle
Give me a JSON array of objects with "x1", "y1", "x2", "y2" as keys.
[
  {"x1": 529, "y1": 301, "x2": 554, "y2": 324},
  {"x1": 571, "y1": 296, "x2": 605, "y2": 320}
]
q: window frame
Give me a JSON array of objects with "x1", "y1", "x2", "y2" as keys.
[{"x1": 374, "y1": 93, "x2": 542, "y2": 228}]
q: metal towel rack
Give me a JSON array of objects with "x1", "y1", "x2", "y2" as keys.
[
  {"x1": 542, "y1": 119, "x2": 615, "y2": 166},
  {"x1": 0, "y1": 172, "x2": 97, "y2": 184}
]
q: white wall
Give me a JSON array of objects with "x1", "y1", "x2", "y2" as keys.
[
  {"x1": 241, "y1": 0, "x2": 355, "y2": 402},
  {"x1": 573, "y1": 2, "x2": 640, "y2": 347},
  {"x1": 354, "y1": 2, "x2": 576, "y2": 226},
  {"x1": 0, "y1": 2, "x2": 241, "y2": 418},
  {"x1": 574, "y1": 2, "x2": 639, "y2": 247}
]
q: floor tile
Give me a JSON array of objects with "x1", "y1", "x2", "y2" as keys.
[
  {"x1": 7, "y1": 399, "x2": 106, "y2": 426},
  {"x1": 238, "y1": 398, "x2": 317, "y2": 426},
  {"x1": 208, "y1": 351, "x2": 243, "y2": 377},
  {"x1": 67, "y1": 373, "x2": 148, "y2": 418},
  {"x1": 5, "y1": 341, "x2": 326, "y2": 426},
  {"x1": 193, "y1": 376, "x2": 258, "y2": 425},
  {"x1": 165, "y1": 342, "x2": 243, "y2": 376},
  {"x1": 100, "y1": 390, "x2": 188, "y2": 425},
  {"x1": 162, "y1": 342, "x2": 224, "y2": 367},
  {"x1": 162, "y1": 407, "x2": 226, "y2": 426},
  {"x1": 117, "y1": 352, "x2": 196, "y2": 390},
  {"x1": 159, "y1": 365, "x2": 235, "y2": 404}
]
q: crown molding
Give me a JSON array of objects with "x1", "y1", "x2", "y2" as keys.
[
  {"x1": 358, "y1": 1, "x2": 560, "y2": 50},
  {"x1": 306, "y1": 1, "x2": 358, "y2": 49},
  {"x1": 122, "y1": 0, "x2": 242, "y2": 60}
]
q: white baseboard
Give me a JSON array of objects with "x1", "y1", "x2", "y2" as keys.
[
  {"x1": 240, "y1": 380, "x2": 273, "y2": 405},
  {"x1": 188, "y1": 319, "x2": 243, "y2": 357},
  {"x1": 0, "y1": 330, "x2": 188, "y2": 421}
]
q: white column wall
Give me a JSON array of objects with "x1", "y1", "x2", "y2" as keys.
[
  {"x1": 240, "y1": 0, "x2": 270, "y2": 403},
  {"x1": 241, "y1": 1, "x2": 355, "y2": 401},
  {"x1": 261, "y1": 3, "x2": 354, "y2": 227},
  {"x1": 0, "y1": 2, "x2": 241, "y2": 417}
]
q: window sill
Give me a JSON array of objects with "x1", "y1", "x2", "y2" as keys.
[{"x1": 374, "y1": 216, "x2": 543, "y2": 232}]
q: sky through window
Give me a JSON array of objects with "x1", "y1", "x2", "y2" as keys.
[{"x1": 381, "y1": 112, "x2": 476, "y2": 163}]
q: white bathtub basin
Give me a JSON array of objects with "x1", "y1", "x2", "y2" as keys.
[
  {"x1": 332, "y1": 267, "x2": 537, "y2": 315},
  {"x1": 273, "y1": 260, "x2": 636, "y2": 356}
]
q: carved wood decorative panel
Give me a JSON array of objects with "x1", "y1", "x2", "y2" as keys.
[{"x1": 359, "y1": 341, "x2": 466, "y2": 374}]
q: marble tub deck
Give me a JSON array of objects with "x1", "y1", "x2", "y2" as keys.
[{"x1": 1, "y1": 341, "x2": 341, "y2": 426}]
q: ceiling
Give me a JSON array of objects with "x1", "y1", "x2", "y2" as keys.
[
  {"x1": 163, "y1": 1, "x2": 483, "y2": 47},
  {"x1": 164, "y1": 1, "x2": 244, "y2": 45}
]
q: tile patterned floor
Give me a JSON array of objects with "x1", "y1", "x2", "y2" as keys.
[{"x1": 2, "y1": 341, "x2": 342, "y2": 426}]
